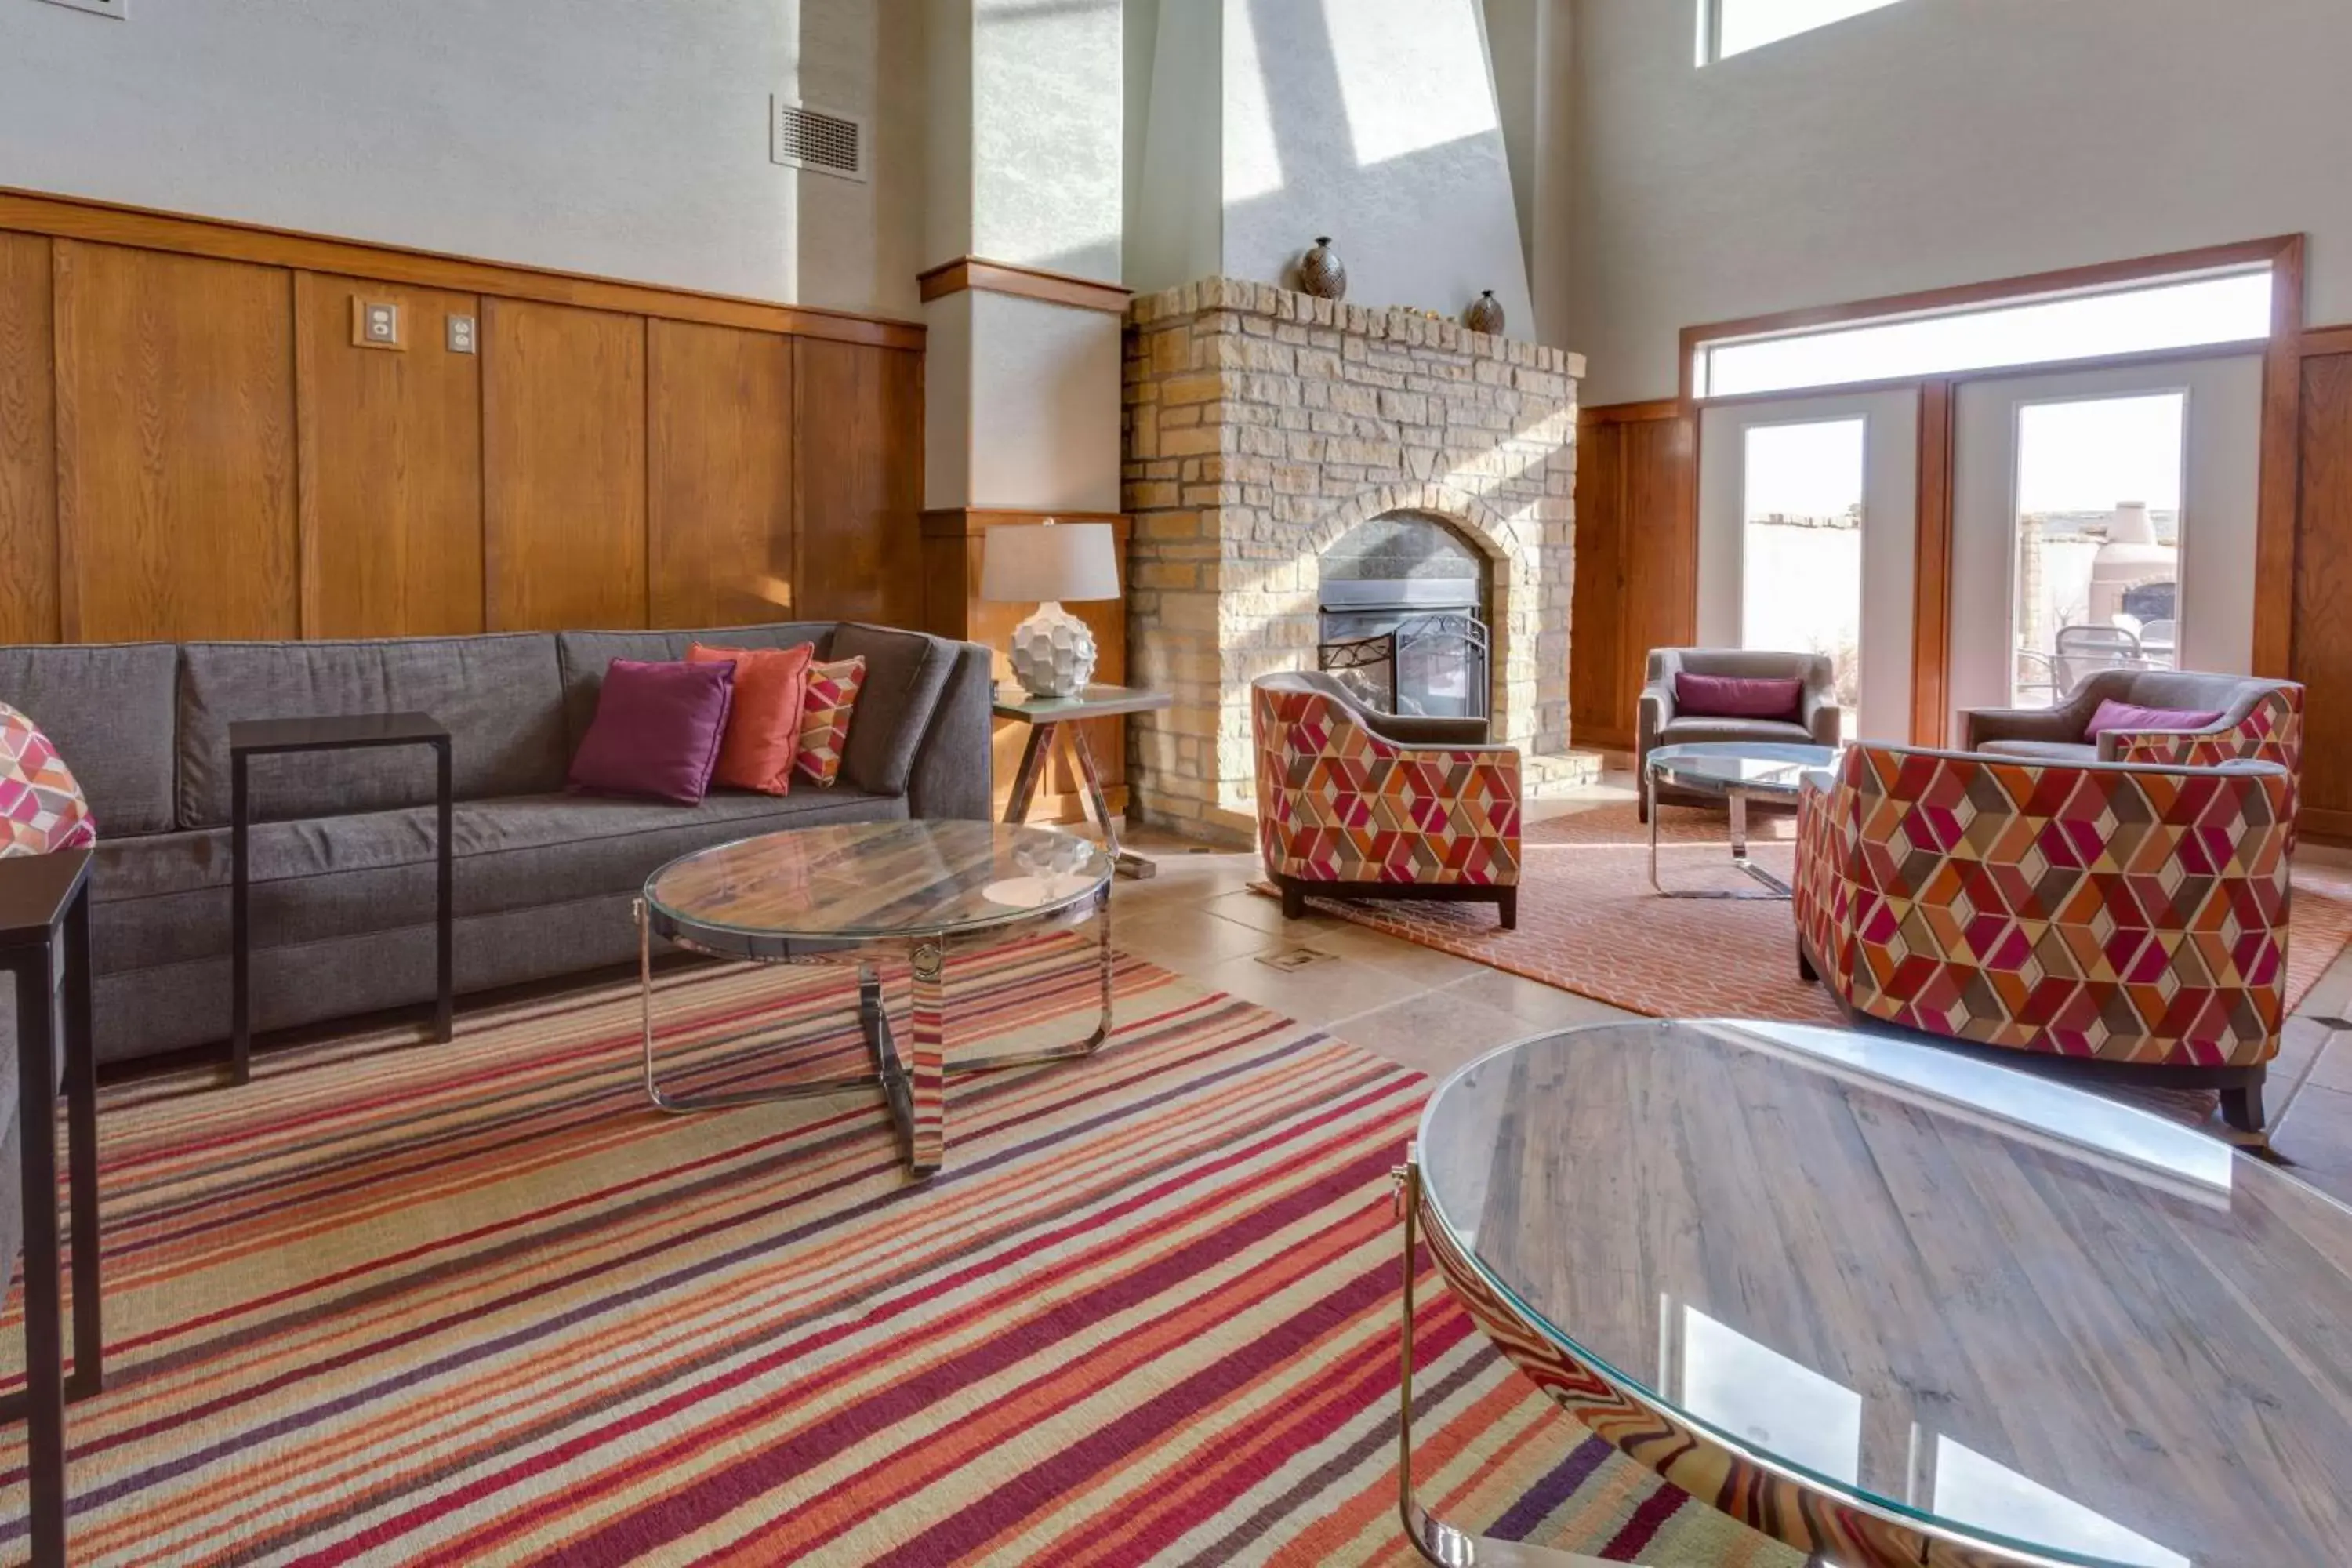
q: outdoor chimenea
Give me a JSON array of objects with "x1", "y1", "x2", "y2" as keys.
[{"x1": 1316, "y1": 511, "x2": 1490, "y2": 722}]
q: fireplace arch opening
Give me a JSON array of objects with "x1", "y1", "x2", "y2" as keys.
[{"x1": 1316, "y1": 510, "x2": 1493, "y2": 720}]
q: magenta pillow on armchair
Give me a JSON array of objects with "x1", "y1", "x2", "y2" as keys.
[
  {"x1": 2085, "y1": 698, "x2": 2223, "y2": 740},
  {"x1": 1675, "y1": 671, "x2": 1804, "y2": 722},
  {"x1": 568, "y1": 659, "x2": 737, "y2": 804}
]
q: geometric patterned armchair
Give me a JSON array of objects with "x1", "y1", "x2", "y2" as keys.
[
  {"x1": 1252, "y1": 672, "x2": 1519, "y2": 928},
  {"x1": 1794, "y1": 742, "x2": 2294, "y2": 1137}
]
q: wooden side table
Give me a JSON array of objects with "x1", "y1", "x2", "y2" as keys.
[
  {"x1": 0, "y1": 846, "x2": 103, "y2": 1567},
  {"x1": 992, "y1": 684, "x2": 1173, "y2": 878},
  {"x1": 229, "y1": 713, "x2": 453, "y2": 1085}
]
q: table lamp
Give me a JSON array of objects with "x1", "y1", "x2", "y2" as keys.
[{"x1": 980, "y1": 519, "x2": 1120, "y2": 697}]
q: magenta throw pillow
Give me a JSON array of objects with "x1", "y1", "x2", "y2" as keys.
[
  {"x1": 2085, "y1": 699, "x2": 2224, "y2": 740},
  {"x1": 568, "y1": 659, "x2": 737, "y2": 804},
  {"x1": 1674, "y1": 671, "x2": 1804, "y2": 721}
]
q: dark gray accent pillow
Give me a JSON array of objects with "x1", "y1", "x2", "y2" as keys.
[{"x1": 832, "y1": 623, "x2": 956, "y2": 797}]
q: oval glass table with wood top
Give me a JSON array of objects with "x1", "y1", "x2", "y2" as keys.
[
  {"x1": 1398, "y1": 1018, "x2": 2352, "y2": 1568},
  {"x1": 636, "y1": 821, "x2": 1114, "y2": 1177}
]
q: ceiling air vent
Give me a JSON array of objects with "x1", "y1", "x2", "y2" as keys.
[{"x1": 771, "y1": 98, "x2": 868, "y2": 183}]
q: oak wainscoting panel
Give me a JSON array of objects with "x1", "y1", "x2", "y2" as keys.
[
  {"x1": 1570, "y1": 402, "x2": 1695, "y2": 752},
  {"x1": 2295, "y1": 349, "x2": 2352, "y2": 837},
  {"x1": 481, "y1": 299, "x2": 649, "y2": 632},
  {"x1": 793, "y1": 339, "x2": 924, "y2": 628},
  {"x1": 53, "y1": 239, "x2": 299, "y2": 641},
  {"x1": 0, "y1": 231, "x2": 56, "y2": 643},
  {"x1": 0, "y1": 188, "x2": 925, "y2": 648},
  {"x1": 294, "y1": 270, "x2": 485, "y2": 637},
  {"x1": 648, "y1": 321, "x2": 797, "y2": 628}
]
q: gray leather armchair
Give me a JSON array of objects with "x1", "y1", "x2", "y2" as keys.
[
  {"x1": 1637, "y1": 648, "x2": 1842, "y2": 821},
  {"x1": 1964, "y1": 669, "x2": 2302, "y2": 764}
]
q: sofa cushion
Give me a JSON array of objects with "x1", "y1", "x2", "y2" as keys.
[
  {"x1": 690, "y1": 641, "x2": 814, "y2": 794},
  {"x1": 1674, "y1": 671, "x2": 1802, "y2": 721},
  {"x1": 1, "y1": 702, "x2": 97, "y2": 855},
  {"x1": 176, "y1": 634, "x2": 569, "y2": 828},
  {"x1": 91, "y1": 786, "x2": 909, "y2": 970},
  {"x1": 0, "y1": 642, "x2": 179, "y2": 835},
  {"x1": 797, "y1": 655, "x2": 867, "y2": 786},
  {"x1": 1659, "y1": 715, "x2": 1816, "y2": 745},
  {"x1": 557, "y1": 624, "x2": 836, "y2": 753},
  {"x1": 2085, "y1": 699, "x2": 2223, "y2": 739},
  {"x1": 831, "y1": 623, "x2": 956, "y2": 797},
  {"x1": 1977, "y1": 739, "x2": 2099, "y2": 763}
]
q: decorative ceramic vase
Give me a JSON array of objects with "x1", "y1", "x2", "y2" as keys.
[
  {"x1": 1298, "y1": 237, "x2": 1347, "y2": 301},
  {"x1": 1007, "y1": 602, "x2": 1098, "y2": 697},
  {"x1": 1465, "y1": 290, "x2": 1505, "y2": 334}
]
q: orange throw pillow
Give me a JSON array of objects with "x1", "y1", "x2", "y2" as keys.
[{"x1": 688, "y1": 641, "x2": 815, "y2": 794}]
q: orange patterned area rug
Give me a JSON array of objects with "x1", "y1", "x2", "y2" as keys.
[
  {"x1": 0, "y1": 935, "x2": 1799, "y2": 1566},
  {"x1": 1268, "y1": 800, "x2": 2352, "y2": 1025}
]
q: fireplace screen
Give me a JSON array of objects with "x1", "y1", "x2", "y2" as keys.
[{"x1": 1315, "y1": 513, "x2": 1490, "y2": 721}]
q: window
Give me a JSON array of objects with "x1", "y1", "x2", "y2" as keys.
[
  {"x1": 2009, "y1": 394, "x2": 2186, "y2": 708},
  {"x1": 1741, "y1": 418, "x2": 1864, "y2": 709},
  {"x1": 1694, "y1": 269, "x2": 2272, "y2": 399},
  {"x1": 1700, "y1": 0, "x2": 1905, "y2": 64}
]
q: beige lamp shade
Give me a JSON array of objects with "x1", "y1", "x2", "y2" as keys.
[{"x1": 979, "y1": 521, "x2": 1120, "y2": 603}]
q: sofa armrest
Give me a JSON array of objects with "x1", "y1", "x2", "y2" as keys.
[
  {"x1": 1801, "y1": 687, "x2": 1843, "y2": 748},
  {"x1": 1964, "y1": 703, "x2": 2085, "y2": 750},
  {"x1": 1636, "y1": 681, "x2": 1673, "y2": 763}
]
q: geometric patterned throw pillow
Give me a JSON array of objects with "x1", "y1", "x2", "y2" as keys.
[
  {"x1": 795, "y1": 655, "x2": 868, "y2": 787},
  {"x1": 0, "y1": 701, "x2": 96, "y2": 856}
]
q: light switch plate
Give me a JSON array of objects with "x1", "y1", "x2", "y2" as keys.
[
  {"x1": 445, "y1": 314, "x2": 477, "y2": 354},
  {"x1": 350, "y1": 297, "x2": 402, "y2": 350},
  {"x1": 36, "y1": 0, "x2": 127, "y2": 18}
]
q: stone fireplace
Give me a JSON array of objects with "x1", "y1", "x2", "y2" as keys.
[{"x1": 1121, "y1": 276, "x2": 1585, "y2": 842}]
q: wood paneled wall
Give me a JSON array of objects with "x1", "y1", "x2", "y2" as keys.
[
  {"x1": 1570, "y1": 401, "x2": 1695, "y2": 752},
  {"x1": 0, "y1": 188, "x2": 924, "y2": 645},
  {"x1": 2294, "y1": 341, "x2": 2352, "y2": 838},
  {"x1": 920, "y1": 509, "x2": 1131, "y2": 825}
]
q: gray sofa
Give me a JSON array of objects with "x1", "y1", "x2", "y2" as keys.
[
  {"x1": 1637, "y1": 648, "x2": 1842, "y2": 820},
  {"x1": 0, "y1": 622, "x2": 993, "y2": 1066}
]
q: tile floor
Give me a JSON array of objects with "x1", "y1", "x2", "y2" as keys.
[{"x1": 1100, "y1": 771, "x2": 2352, "y2": 1207}]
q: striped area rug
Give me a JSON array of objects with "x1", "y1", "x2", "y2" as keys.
[{"x1": 0, "y1": 935, "x2": 1798, "y2": 1566}]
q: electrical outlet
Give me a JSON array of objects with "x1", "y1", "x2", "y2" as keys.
[
  {"x1": 350, "y1": 298, "x2": 403, "y2": 350},
  {"x1": 445, "y1": 314, "x2": 477, "y2": 354},
  {"x1": 36, "y1": 0, "x2": 127, "y2": 18}
]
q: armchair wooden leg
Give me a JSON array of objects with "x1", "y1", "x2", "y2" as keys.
[
  {"x1": 1497, "y1": 889, "x2": 1517, "y2": 931},
  {"x1": 1796, "y1": 942, "x2": 1817, "y2": 985},
  {"x1": 2221, "y1": 1077, "x2": 2267, "y2": 1137},
  {"x1": 1279, "y1": 882, "x2": 1308, "y2": 921}
]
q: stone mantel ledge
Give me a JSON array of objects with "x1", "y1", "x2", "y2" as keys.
[{"x1": 1128, "y1": 276, "x2": 1585, "y2": 380}]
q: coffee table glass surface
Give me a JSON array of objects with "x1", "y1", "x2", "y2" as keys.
[
  {"x1": 1409, "y1": 1018, "x2": 2352, "y2": 1566},
  {"x1": 646, "y1": 818, "x2": 1112, "y2": 951},
  {"x1": 637, "y1": 821, "x2": 1115, "y2": 1177}
]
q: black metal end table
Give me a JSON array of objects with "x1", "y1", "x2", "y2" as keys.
[
  {"x1": 0, "y1": 846, "x2": 103, "y2": 1567},
  {"x1": 228, "y1": 713, "x2": 452, "y2": 1086}
]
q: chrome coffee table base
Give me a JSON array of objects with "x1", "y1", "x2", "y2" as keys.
[
  {"x1": 1396, "y1": 1160, "x2": 1620, "y2": 1568},
  {"x1": 1645, "y1": 779, "x2": 1793, "y2": 901},
  {"x1": 635, "y1": 890, "x2": 1114, "y2": 1177}
]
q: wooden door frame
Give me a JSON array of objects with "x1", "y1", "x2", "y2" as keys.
[{"x1": 1658, "y1": 235, "x2": 2306, "y2": 745}]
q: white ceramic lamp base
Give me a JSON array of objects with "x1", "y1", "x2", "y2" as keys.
[{"x1": 1007, "y1": 601, "x2": 1098, "y2": 697}]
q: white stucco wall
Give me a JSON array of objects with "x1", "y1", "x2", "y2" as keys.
[
  {"x1": 1216, "y1": 0, "x2": 1534, "y2": 332},
  {"x1": 0, "y1": 0, "x2": 926, "y2": 316},
  {"x1": 971, "y1": 0, "x2": 1124, "y2": 281},
  {"x1": 1567, "y1": 0, "x2": 2352, "y2": 405}
]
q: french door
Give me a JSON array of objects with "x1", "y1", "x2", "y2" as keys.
[
  {"x1": 1945, "y1": 354, "x2": 2265, "y2": 740},
  {"x1": 1695, "y1": 389, "x2": 1918, "y2": 742}
]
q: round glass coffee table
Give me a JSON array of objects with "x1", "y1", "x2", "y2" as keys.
[
  {"x1": 1399, "y1": 1018, "x2": 2352, "y2": 1566},
  {"x1": 637, "y1": 819, "x2": 1113, "y2": 1176},
  {"x1": 1643, "y1": 741, "x2": 1838, "y2": 899}
]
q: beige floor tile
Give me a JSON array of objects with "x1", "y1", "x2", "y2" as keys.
[
  {"x1": 1439, "y1": 968, "x2": 1639, "y2": 1031},
  {"x1": 1327, "y1": 987, "x2": 1533, "y2": 1080},
  {"x1": 1190, "y1": 946, "x2": 1426, "y2": 1029},
  {"x1": 2271, "y1": 1080, "x2": 2352, "y2": 1207},
  {"x1": 1295, "y1": 920, "x2": 1492, "y2": 986},
  {"x1": 1196, "y1": 885, "x2": 1351, "y2": 939},
  {"x1": 1109, "y1": 906, "x2": 1282, "y2": 971}
]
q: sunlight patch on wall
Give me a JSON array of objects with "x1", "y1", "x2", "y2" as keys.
[
  {"x1": 1223, "y1": 0, "x2": 1285, "y2": 202},
  {"x1": 1324, "y1": 0, "x2": 1497, "y2": 165}
]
